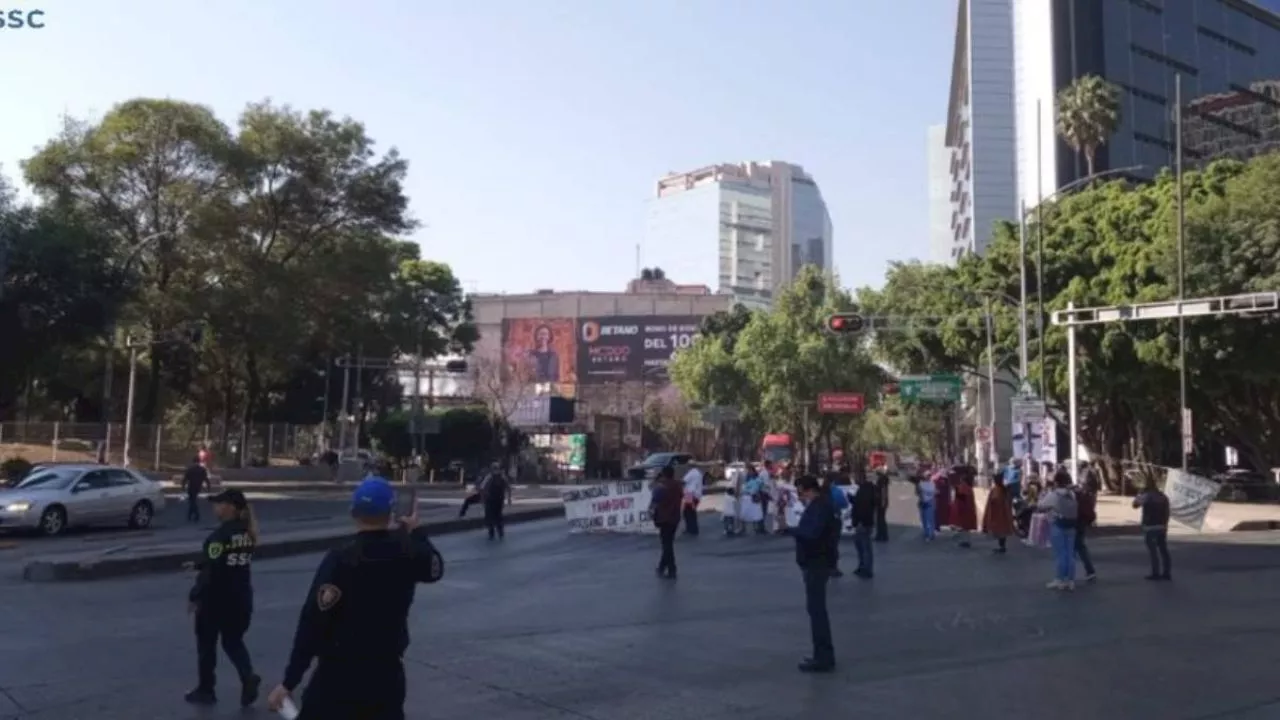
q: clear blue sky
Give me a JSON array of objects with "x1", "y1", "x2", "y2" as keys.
[{"x1": 1, "y1": 0, "x2": 952, "y2": 294}]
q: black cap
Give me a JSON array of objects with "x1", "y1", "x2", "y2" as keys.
[{"x1": 208, "y1": 488, "x2": 248, "y2": 509}]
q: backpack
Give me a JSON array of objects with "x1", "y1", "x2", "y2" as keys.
[{"x1": 1054, "y1": 488, "x2": 1079, "y2": 522}]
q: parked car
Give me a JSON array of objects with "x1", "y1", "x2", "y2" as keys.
[
  {"x1": 1214, "y1": 468, "x2": 1278, "y2": 503},
  {"x1": 0, "y1": 464, "x2": 167, "y2": 536},
  {"x1": 626, "y1": 452, "x2": 695, "y2": 481}
]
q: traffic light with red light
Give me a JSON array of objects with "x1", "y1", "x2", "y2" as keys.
[{"x1": 826, "y1": 312, "x2": 865, "y2": 334}]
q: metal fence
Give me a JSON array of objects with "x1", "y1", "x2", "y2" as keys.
[{"x1": 0, "y1": 422, "x2": 323, "y2": 471}]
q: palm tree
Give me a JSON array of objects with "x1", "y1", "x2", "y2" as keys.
[{"x1": 1055, "y1": 75, "x2": 1122, "y2": 178}]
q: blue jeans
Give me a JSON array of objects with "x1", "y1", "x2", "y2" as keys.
[
  {"x1": 919, "y1": 502, "x2": 936, "y2": 540},
  {"x1": 853, "y1": 525, "x2": 874, "y2": 574},
  {"x1": 1050, "y1": 524, "x2": 1077, "y2": 581}
]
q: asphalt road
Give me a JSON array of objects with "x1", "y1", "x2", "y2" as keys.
[
  {"x1": 3, "y1": 498, "x2": 1280, "y2": 719},
  {"x1": 0, "y1": 491, "x2": 482, "y2": 562}
]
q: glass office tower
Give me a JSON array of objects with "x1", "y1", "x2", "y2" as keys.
[{"x1": 1016, "y1": 0, "x2": 1280, "y2": 203}]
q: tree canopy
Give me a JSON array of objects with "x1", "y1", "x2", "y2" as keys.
[
  {"x1": 3, "y1": 98, "x2": 475, "y2": 460},
  {"x1": 857, "y1": 153, "x2": 1280, "y2": 478},
  {"x1": 670, "y1": 266, "x2": 891, "y2": 463}
]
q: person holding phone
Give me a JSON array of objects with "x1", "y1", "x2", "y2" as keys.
[{"x1": 267, "y1": 469, "x2": 445, "y2": 718}]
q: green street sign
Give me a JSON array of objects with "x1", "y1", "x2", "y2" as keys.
[{"x1": 898, "y1": 374, "x2": 962, "y2": 404}]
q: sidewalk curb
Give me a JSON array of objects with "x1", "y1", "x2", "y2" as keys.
[
  {"x1": 1227, "y1": 519, "x2": 1280, "y2": 532},
  {"x1": 21, "y1": 506, "x2": 564, "y2": 583}
]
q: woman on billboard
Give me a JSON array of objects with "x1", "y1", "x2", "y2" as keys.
[{"x1": 530, "y1": 324, "x2": 560, "y2": 382}]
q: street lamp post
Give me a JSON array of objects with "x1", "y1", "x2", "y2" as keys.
[
  {"x1": 1018, "y1": 164, "x2": 1147, "y2": 466},
  {"x1": 122, "y1": 338, "x2": 141, "y2": 467}
]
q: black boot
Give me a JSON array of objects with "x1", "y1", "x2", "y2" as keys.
[
  {"x1": 184, "y1": 688, "x2": 217, "y2": 706},
  {"x1": 240, "y1": 674, "x2": 261, "y2": 708}
]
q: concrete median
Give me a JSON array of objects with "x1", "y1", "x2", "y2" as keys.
[{"x1": 21, "y1": 505, "x2": 564, "y2": 583}]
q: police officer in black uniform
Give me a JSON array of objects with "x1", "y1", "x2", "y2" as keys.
[
  {"x1": 186, "y1": 488, "x2": 262, "y2": 707},
  {"x1": 267, "y1": 469, "x2": 444, "y2": 719}
]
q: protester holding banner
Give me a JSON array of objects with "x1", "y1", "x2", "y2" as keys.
[
  {"x1": 650, "y1": 467, "x2": 683, "y2": 579},
  {"x1": 1133, "y1": 478, "x2": 1172, "y2": 581}
]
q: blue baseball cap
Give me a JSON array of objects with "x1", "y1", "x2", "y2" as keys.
[{"x1": 351, "y1": 477, "x2": 396, "y2": 517}]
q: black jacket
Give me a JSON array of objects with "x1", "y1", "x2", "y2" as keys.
[
  {"x1": 282, "y1": 527, "x2": 444, "y2": 691},
  {"x1": 875, "y1": 473, "x2": 890, "y2": 509},
  {"x1": 189, "y1": 518, "x2": 255, "y2": 608},
  {"x1": 183, "y1": 464, "x2": 209, "y2": 495},
  {"x1": 793, "y1": 494, "x2": 841, "y2": 569},
  {"x1": 850, "y1": 479, "x2": 878, "y2": 527}
]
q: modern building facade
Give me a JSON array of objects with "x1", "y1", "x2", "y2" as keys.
[
  {"x1": 1014, "y1": 0, "x2": 1280, "y2": 206},
  {"x1": 927, "y1": 124, "x2": 955, "y2": 264},
  {"x1": 645, "y1": 161, "x2": 833, "y2": 309},
  {"x1": 468, "y1": 279, "x2": 733, "y2": 466},
  {"x1": 945, "y1": 0, "x2": 1019, "y2": 260}
]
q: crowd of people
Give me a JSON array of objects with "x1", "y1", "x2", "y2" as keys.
[{"x1": 646, "y1": 456, "x2": 1177, "y2": 674}]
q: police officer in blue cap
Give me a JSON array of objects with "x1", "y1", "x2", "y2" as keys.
[{"x1": 267, "y1": 466, "x2": 444, "y2": 719}]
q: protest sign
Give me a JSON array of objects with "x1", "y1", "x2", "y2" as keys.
[
  {"x1": 561, "y1": 480, "x2": 654, "y2": 534},
  {"x1": 1164, "y1": 469, "x2": 1220, "y2": 531}
]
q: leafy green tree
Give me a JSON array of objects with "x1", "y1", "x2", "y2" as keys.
[
  {"x1": 861, "y1": 154, "x2": 1280, "y2": 483},
  {"x1": 22, "y1": 99, "x2": 235, "y2": 422},
  {"x1": 1056, "y1": 74, "x2": 1122, "y2": 177},
  {"x1": 0, "y1": 201, "x2": 133, "y2": 418},
  {"x1": 671, "y1": 266, "x2": 884, "y2": 462},
  {"x1": 14, "y1": 98, "x2": 473, "y2": 463}
]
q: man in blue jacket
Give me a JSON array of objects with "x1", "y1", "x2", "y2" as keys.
[{"x1": 790, "y1": 475, "x2": 840, "y2": 673}]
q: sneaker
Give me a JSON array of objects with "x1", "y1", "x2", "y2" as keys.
[
  {"x1": 1144, "y1": 574, "x2": 1161, "y2": 581},
  {"x1": 1045, "y1": 580, "x2": 1063, "y2": 590},
  {"x1": 184, "y1": 688, "x2": 217, "y2": 706},
  {"x1": 1085, "y1": 573, "x2": 1098, "y2": 583},
  {"x1": 240, "y1": 674, "x2": 261, "y2": 708},
  {"x1": 1060, "y1": 581, "x2": 1075, "y2": 591}
]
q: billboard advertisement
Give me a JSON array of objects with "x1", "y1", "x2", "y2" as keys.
[
  {"x1": 501, "y1": 318, "x2": 578, "y2": 394},
  {"x1": 576, "y1": 315, "x2": 702, "y2": 384}
]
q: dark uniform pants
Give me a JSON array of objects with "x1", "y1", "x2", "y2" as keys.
[
  {"x1": 195, "y1": 605, "x2": 254, "y2": 691},
  {"x1": 682, "y1": 501, "x2": 699, "y2": 535},
  {"x1": 299, "y1": 659, "x2": 406, "y2": 720},
  {"x1": 874, "y1": 504, "x2": 889, "y2": 541},
  {"x1": 657, "y1": 523, "x2": 678, "y2": 574},
  {"x1": 802, "y1": 566, "x2": 835, "y2": 664},
  {"x1": 187, "y1": 490, "x2": 201, "y2": 522},
  {"x1": 484, "y1": 501, "x2": 505, "y2": 538}
]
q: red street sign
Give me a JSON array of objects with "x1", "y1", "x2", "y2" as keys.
[{"x1": 817, "y1": 393, "x2": 865, "y2": 414}]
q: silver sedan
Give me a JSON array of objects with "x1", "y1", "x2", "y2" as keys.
[{"x1": 0, "y1": 464, "x2": 167, "y2": 536}]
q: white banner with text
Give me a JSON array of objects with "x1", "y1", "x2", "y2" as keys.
[
  {"x1": 561, "y1": 480, "x2": 655, "y2": 534},
  {"x1": 1164, "y1": 469, "x2": 1219, "y2": 531}
]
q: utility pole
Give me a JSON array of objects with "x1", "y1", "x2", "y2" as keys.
[
  {"x1": 984, "y1": 298, "x2": 998, "y2": 469},
  {"x1": 1175, "y1": 73, "x2": 1190, "y2": 471},
  {"x1": 413, "y1": 323, "x2": 424, "y2": 457},
  {"x1": 321, "y1": 353, "x2": 332, "y2": 451},
  {"x1": 122, "y1": 338, "x2": 140, "y2": 467},
  {"x1": 338, "y1": 353, "x2": 352, "y2": 455},
  {"x1": 1035, "y1": 99, "x2": 1047, "y2": 397}
]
